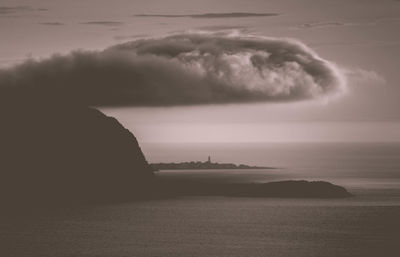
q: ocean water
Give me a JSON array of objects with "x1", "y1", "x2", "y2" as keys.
[
  {"x1": 1, "y1": 142, "x2": 400, "y2": 257},
  {"x1": 143, "y1": 142, "x2": 400, "y2": 201}
]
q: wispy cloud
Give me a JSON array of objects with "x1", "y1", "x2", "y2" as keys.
[
  {"x1": 344, "y1": 68, "x2": 386, "y2": 86},
  {"x1": 135, "y1": 12, "x2": 280, "y2": 19},
  {"x1": 114, "y1": 34, "x2": 150, "y2": 41},
  {"x1": 193, "y1": 25, "x2": 249, "y2": 31},
  {"x1": 80, "y1": 21, "x2": 124, "y2": 26},
  {"x1": 295, "y1": 21, "x2": 352, "y2": 29},
  {"x1": 296, "y1": 16, "x2": 400, "y2": 30},
  {"x1": 39, "y1": 22, "x2": 65, "y2": 26},
  {"x1": 0, "y1": 6, "x2": 47, "y2": 16},
  {"x1": 311, "y1": 40, "x2": 400, "y2": 48}
]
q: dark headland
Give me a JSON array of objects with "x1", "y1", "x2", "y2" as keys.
[
  {"x1": 0, "y1": 100, "x2": 154, "y2": 205},
  {"x1": 0, "y1": 97, "x2": 352, "y2": 206}
]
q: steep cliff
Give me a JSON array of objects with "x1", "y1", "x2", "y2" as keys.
[{"x1": 0, "y1": 102, "x2": 154, "y2": 204}]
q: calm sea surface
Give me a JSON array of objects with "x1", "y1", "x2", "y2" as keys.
[
  {"x1": 1, "y1": 143, "x2": 400, "y2": 257},
  {"x1": 144, "y1": 142, "x2": 400, "y2": 201}
]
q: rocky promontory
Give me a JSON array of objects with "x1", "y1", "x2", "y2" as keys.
[{"x1": 0, "y1": 101, "x2": 154, "y2": 204}]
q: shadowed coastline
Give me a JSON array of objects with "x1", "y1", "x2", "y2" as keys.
[
  {"x1": 0, "y1": 98, "x2": 352, "y2": 206},
  {"x1": 151, "y1": 179, "x2": 352, "y2": 199},
  {"x1": 150, "y1": 161, "x2": 275, "y2": 170}
]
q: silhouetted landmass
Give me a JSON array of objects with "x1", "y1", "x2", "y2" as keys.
[
  {"x1": 150, "y1": 161, "x2": 274, "y2": 170},
  {"x1": 0, "y1": 93, "x2": 351, "y2": 206},
  {"x1": 151, "y1": 179, "x2": 352, "y2": 198},
  {"x1": 0, "y1": 100, "x2": 154, "y2": 205}
]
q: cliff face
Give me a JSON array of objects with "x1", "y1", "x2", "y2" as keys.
[{"x1": 0, "y1": 103, "x2": 154, "y2": 204}]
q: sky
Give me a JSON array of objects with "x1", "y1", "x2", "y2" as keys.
[{"x1": 1, "y1": 0, "x2": 400, "y2": 143}]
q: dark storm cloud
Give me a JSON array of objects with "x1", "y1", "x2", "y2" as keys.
[
  {"x1": 80, "y1": 21, "x2": 124, "y2": 26},
  {"x1": 0, "y1": 6, "x2": 47, "y2": 15},
  {"x1": 0, "y1": 32, "x2": 346, "y2": 107},
  {"x1": 134, "y1": 12, "x2": 280, "y2": 18},
  {"x1": 39, "y1": 22, "x2": 65, "y2": 26}
]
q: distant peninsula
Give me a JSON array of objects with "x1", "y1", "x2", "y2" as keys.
[
  {"x1": 150, "y1": 157, "x2": 274, "y2": 171},
  {"x1": 153, "y1": 179, "x2": 353, "y2": 199}
]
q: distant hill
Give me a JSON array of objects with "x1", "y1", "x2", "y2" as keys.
[
  {"x1": 153, "y1": 179, "x2": 353, "y2": 198},
  {"x1": 150, "y1": 160, "x2": 273, "y2": 170}
]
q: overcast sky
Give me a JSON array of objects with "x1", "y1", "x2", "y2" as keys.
[{"x1": 1, "y1": 0, "x2": 400, "y2": 142}]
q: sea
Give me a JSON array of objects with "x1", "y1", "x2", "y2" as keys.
[{"x1": 1, "y1": 142, "x2": 400, "y2": 257}]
